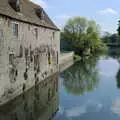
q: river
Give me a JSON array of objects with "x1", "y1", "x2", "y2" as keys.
[
  {"x1": 54, "y1": 48, "x2": 120, "y2": 120},
  {"x1": 1, "y1": 48, "x2": 120, "y2": 120}
]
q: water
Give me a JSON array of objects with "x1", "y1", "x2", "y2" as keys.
[
  {"x1": 54, "y1": 48, "x2": 120, "y2": 120},
  {"x1": 0, "y1": 48, "x2": 120, "y2": 120},
  {"x1": 0, "y1": 74, "x2": 59, "y2": 120}
]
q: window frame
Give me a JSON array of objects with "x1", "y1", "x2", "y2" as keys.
[{"x1": 11, "y1": 22, "x2": 19, "y2": 37}]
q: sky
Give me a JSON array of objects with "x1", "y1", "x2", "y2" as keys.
[{"x1": 30, "y1": 0, "x2": 120, "y2": 34}]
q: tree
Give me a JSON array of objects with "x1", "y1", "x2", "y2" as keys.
[
  {"x1": 102, "y1": 32, "x2": 119, "y2": 44},
  {"x1": 110, "y1": 34, "x2": 119, "y2": 43},
  {"x1": 101, "y1": 32, "x2": 111, "y2": 43},
  {"x1": 61, "y1": 17, "x2": 107, "y2": 56},
  {"x1": 117, "y1": 20, "x2": 120, "y2": 36}
]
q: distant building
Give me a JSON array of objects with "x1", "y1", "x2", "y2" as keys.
[{"x1": 0, "y1": 0, "x2": 60, "y2": 105}]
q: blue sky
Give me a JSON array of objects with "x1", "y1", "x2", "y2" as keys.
[{"x1": 31, "y1": 0, "x2": 120, "y2": 34}]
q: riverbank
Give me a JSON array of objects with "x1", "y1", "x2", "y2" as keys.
[
  {"x1": 60, "y1": 52, "x2": 74, "y2": 72},
  {"x1": 54, "y1": 48, "x2": 120, "y2": 120}
]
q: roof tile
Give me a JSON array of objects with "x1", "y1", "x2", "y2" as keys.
[{"x1": 0, "y1": 0, "x2": 59, "y2": 30}]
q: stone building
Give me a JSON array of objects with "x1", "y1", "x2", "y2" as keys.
[{"x1": 0, "y1": 0, "x2": 60, "y2": 105}]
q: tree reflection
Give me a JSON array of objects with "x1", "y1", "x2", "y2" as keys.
[
  {"x1": 109, "y1": 48, "x2": 120, "y2": 89},
  {"x1": 108, "y1": 48, "x2": 120, "y2": 62},
  {"x1": 116, "y1": 69, "x2": 120, "y2": 89},
  {"x1": 61, "y1": 56, "x2": 100, "y2": 95}
]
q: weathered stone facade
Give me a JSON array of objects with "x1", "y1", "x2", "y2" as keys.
[{"x1": 0, "y1": 14, "x2": 60, "y2": 105}]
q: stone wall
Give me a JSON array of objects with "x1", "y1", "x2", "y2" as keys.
[
  {"x1": 60, "y1": 52, "x2": 74, "y2": 72},
  {"x1": 0, "y1": 15, "x2": 60, "y2": 105}
]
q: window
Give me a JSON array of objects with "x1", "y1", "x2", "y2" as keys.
[
  {"x1": 34, "y1": 28, "x2": 38, "y2": 39},
  {"x1": 53, "y1": 32, "x2": 55, "y2": 40},
  {"x1": 12, "y1": 22, "x2": 18, "y2": 37}
]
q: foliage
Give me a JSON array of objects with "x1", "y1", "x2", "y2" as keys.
[
  {"x1": 61, "y1": 17, "x2": 107, "y2": 56},
  {"x1": 102, "y1": 32, "x2": 120, "y2": 44},
  {"x1": 117, "y1": 20, "x2": 120, "y2": 36},
  {"x1": 73, "y1": 54, "x2": 81, "y2": 62}
]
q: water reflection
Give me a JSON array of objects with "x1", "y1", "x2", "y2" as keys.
[
  {"x1": 116, "y1": 69, "x2": 120, "y2": 89},
  {"x1": 106, "y1": 48, "x2": 120, "y2": 89},
  {"x1": 54, "y1": 48, "x2": 120, "y2": 120},
  {"x1": 0, "y1": 74, "x2": 59, "y2": 120},
  {"x1": 61, "y1": 57, "x2": 100, "y2": 95},
  {"x1": 108, "y1": 47, "x2": 120, "y2": 61}
]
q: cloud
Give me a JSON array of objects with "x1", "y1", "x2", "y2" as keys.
[
  {"x1": 55, "y1": 100, "x2": 103, "y2": 119},
  {"x1": 97, "y1": 8, "x2": 118, "y2": 15},
  {"x1": 55, "y1": 14, "x2": 71, "y2": 20},
  {"x1": 99, "y1": 71, "x2": 116, "y2": 77},
  {"x1": 64, "y1": 100, "x2": 103, "y2": 117},
  {"x1": 111, "y1": 98, "x2": 120, "y2": 116},
  {"x1": 65, "y1": 105, "x2": 87, "y2": 117},
  {"x1": 98, "y1": 58, "x2": 119, "y2": 77},
  {"x1": 29, "y1": 0, "x2": 48, "y2": 9}
]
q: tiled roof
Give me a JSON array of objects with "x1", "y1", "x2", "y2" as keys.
[{"x1": 0, "y1": 0, "x2": 59, "y2": 31}]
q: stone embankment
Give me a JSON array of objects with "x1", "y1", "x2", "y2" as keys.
[{"x1": 60, "y1": 52, "x2": 74, "y2": 72}]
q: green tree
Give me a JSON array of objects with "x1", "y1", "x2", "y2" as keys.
[
  {"x1": 102, "y1": 32, "x2": 119, "y2": 44},
  {"x1": 62, "y1": 17, "x2": 107, "y2": 56},
  {"x1": 110, "y1": 34, "x2": 119, "y2": 43},
  {"x1": 117, "y1": 20, "x2": 120, "y2": 36},
  {"x1": 101, "y1": 32, "x2": 111, "y2": 43},
  {"x1": 116, "y1": 20, "x2": 120, "y2": 44}
]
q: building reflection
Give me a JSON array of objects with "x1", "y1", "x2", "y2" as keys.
[
  {"x1": 0, "y1": 73, "x2": 59, "y2": 120},
  {"x1": 61, "y1": 57, "x2": 100, "y2": 95}
]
